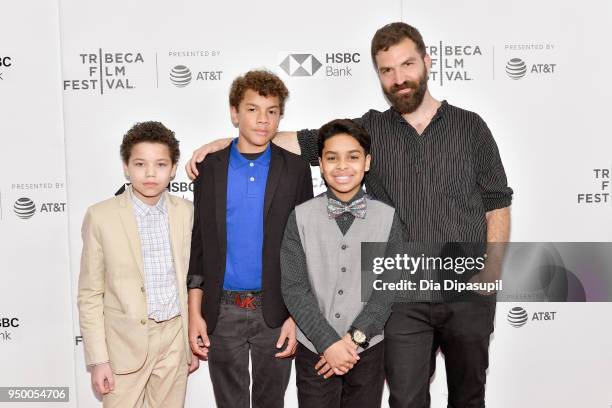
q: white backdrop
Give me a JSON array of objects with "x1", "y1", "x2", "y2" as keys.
[{"x1": 1, "y1": 0, "x2": 612, "y2": 406}]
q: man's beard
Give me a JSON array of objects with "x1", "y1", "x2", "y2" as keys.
[{"x1": 383, "y1": 66, "x2": 428, "y2": 114}]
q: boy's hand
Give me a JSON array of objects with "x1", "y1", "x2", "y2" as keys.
[
  {"x1": 275, "y1": 316, "x2": 297, "y2": 358},
  {"x1": 185, "y1": 138, "x2": 233, "y2": 180},
  {"x1": 91, "y1": 362, "x2": 114, "y2": 395},
  {"x1": 341, "y1": 333, "x2": 359, "y2": 350},
  {"x1": 188, "y1": 353, "x2": 200, "y2": 375},
  {"x1": 188, "y1": 313, "x2": 210, "y2": 360},
  {"x1": 315, "y1": 355, "x2": 334, "y2": 379},
  {"x1": 316, "y1": 335, "x2": 359, "y2": 378},
  {"x1": 322, "y1": 339, "x2": 359, "y2": 377}
]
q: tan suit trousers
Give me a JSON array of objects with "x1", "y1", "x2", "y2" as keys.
[{"x1": 103, "y1": 316, "x2": 187, "y2": 408}]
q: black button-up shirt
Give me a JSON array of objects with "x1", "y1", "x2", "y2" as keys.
[{"x1": 298, "y1": 101, "x2": 513, "y2": 242}]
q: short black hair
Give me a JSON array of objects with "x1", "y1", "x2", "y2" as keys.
[
  {"x1": 120, "y1": 121, "x2": 180, "y2": 164},
  {"x1": 317, "y1": 119, "x2": 371, "y2": 157}
]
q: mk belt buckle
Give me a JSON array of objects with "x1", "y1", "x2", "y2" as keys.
[{"x1": 234, "y1": 293, "x2": 257, "y2": 310}]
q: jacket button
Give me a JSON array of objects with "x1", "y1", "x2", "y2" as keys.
[
  {"x1": 335, "y1": 313, "x2": 341, "y2": 318},
  {"x1": 141, "y1": 286, "x2": 145, "y2": 293},
  {"x1": 140, "y1": 319, "x2": 147, "y2": 325},
  {"x1": 341, "y1": 244, "x2": 347, "y2": 250},
  {"x1": 341, "y1": 267, "x2": 346, "y2": 272},
  {"x1": 338, "y1": 290, "x2": 343, "y2": 295}
]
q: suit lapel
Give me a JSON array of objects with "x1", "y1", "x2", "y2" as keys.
[
  {"x1": 214, "y1": 146, "x2": 231, "y2": 259},
  {"x1": 264, "y1": 145, "x2": 284, "y2": 225},
  {"x1": 117, "y1": 189, "x2": 145, "y2": 281}
]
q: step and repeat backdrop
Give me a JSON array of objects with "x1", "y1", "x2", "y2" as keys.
[{"x1": 1, "y1": 0, "x2": 612, "y2": 406}]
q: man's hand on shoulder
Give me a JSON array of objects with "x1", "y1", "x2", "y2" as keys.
[{"x1": 185, "y1": 137, "x2": 233, "y2": 180}]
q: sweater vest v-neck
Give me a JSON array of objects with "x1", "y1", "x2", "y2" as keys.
[{"x1": 294, "y1": 194, "x2": 395, "y2": 353}]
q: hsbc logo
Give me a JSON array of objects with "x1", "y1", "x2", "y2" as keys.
[
  {"x1": 280, "y1": 51, "x2": 361, "y2": 78},
  {"x1": 0, "y1": 56, "x2": 12, "y2": 81},
  {"x1": 280, "y1": 54, "x2": 322, "y2": 77}
]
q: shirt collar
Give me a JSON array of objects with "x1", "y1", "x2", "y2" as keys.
[
  {"x1": 229, "y1": 138, "x2": 272, "y2": 169},
  {"x1": 129, "y1": 185, "x2": 167, "y2": 216},
  {"x1": 326, "y1": 188, "x2": 366, "y2": 206},
  {"x1": 390, "y1": 99, "x2": 448, "y2": 123}
]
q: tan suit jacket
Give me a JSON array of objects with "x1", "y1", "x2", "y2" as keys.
[{"x1": 77, "y1": 188, "x2": 193, "y2": 374}]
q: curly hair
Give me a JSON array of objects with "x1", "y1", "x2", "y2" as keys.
[
  {"x1": 120, "y1": 121, "x2": 180, "y2": 164},
  {"x1": 229, "y1": 70, "x2": 289, "y2": 115},
  {"x1": 371, "y1": 22, "x2": 426, "y2": 67}
]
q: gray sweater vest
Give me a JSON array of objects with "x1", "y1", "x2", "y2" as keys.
[{"x1": 294, "y1": 194, "x2": 395, "y2": 354}]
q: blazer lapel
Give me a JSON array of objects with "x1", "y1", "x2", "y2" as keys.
[
  {"x1": 264, "y1": 145, "x2": 284, "y2": 225},
  {"x1": 117, "y1": 189, "x2": 145, "y2": 281},
  {"x1": 213, "y1": 147, "x2": 231, "y2": 259}
]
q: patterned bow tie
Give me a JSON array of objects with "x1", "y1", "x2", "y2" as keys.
[{"x1": 327, "y1": 196, "x2": 367, "y2": 219}]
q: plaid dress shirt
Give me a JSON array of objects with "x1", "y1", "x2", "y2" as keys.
[{"x1": 131, "y1": 190, "x2": 180, "y2": 322}]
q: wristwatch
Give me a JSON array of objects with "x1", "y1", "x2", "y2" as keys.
[{"x1": 349, "y1": 327, "x2": 369, "y2": 349}]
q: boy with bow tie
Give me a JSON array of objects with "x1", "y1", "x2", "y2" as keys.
[{"x1": 280, "y1": 119, "x2": 405, "y2": 408}]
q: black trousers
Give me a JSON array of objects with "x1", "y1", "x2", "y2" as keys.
[
  {"x1": 295, "y1": 341, "x2": 385, "y2": 408},
  {"x1": 208, "y1": 303, "x2": 292, "y2": 408},
  {"x1": 385, "y1": 301, "x2": 496, "y2": 408}
]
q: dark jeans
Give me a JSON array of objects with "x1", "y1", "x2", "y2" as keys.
[
  {"x1": 385, "y1": 301, "x2": 496, "y2": 408},
  {"x1": 295, "y1": 341, "x2": 385, "y2": 408},
  {"x1": 208, "y1": 303, "x2": 292, "y2": 408}
]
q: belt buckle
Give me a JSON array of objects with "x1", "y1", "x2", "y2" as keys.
[{"x1": 234, "y1": 293, "x2": 257, "y2": 310}]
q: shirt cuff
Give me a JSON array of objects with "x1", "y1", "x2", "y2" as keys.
[
  {"x1": 313, "y1": 331, "x2": 342, "y2": 355},
  {"x1": 87, "y1": 360, "x2": 110, "y2": 367},
  {"x1": 482, "y1": 194, "x2": 512, "y2": 212},
  {"x1": 186, "y1": 275, "x2": 205, "y2": 290},
  {"x1": 297, "y1": 129, "x2": 320, "y2": 167}
]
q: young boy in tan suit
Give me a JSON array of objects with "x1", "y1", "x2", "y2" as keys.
[{"x1": 78, "y1": 121, "x2": 198, "y2": 408}]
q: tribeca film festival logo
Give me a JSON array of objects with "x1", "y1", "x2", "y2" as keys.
[
  {"x1": 63, "y1": 50, "x2": 144, "y2": 94},
  {"x1": 577, "y1": 167, "x2": 611, "y2": 205},
  {"x1": 164, "y1": 49, "x2": 223, "y2": 88},
  {"x1": 279, "y1": 52, "x2": 361, "y2": 78},
  {"x1": 0, "y1": 317, "x2": 20, "y2": 342},
  {"x1": 0, "y1": 55, "x2": 12, "y2": 81},
  {"x1": 503, "y1": 43, "x2": 557, "y2": 80},
  {"x1": 426, "y1": 42, "x2": 485, "y2": 85},
  {"x1": 507, "y1": 306, "x2": 557, "y2": 328}
]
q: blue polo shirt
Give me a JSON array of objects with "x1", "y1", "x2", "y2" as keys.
[{"x1": 223, "y1": 138, "x2": 271, "y2": 290}]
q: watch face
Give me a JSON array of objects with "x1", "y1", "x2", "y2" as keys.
[{"x1": 353, "y1": 329, "x2": 366, "y2": 344}]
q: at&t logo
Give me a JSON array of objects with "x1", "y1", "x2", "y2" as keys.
[
  {"x1": 170, "y1": 65, "x2": 192, "y2": 87},
  {"x1": 13, "y1": 197, "x2": 66, "y2": 219},
  {"x1": 505, "y1": 57, "x2": 556, "y2": 80},
  {"x1": 507, "y1": 306, "x2": 557, "y2": 328},
  {"x1": 14, "y1": 197, "x2": 36, "y2": 219},
  {"x1": 505, "y1": 58, "x2": 527, "y2": 80},
  {"x1": 507, "y1": 306, "x2": 528, "y2": 327}
]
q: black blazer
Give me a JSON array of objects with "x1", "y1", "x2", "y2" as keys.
[{"x1": 187, "y1": 143, "x2": 314, "y2": 333}]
